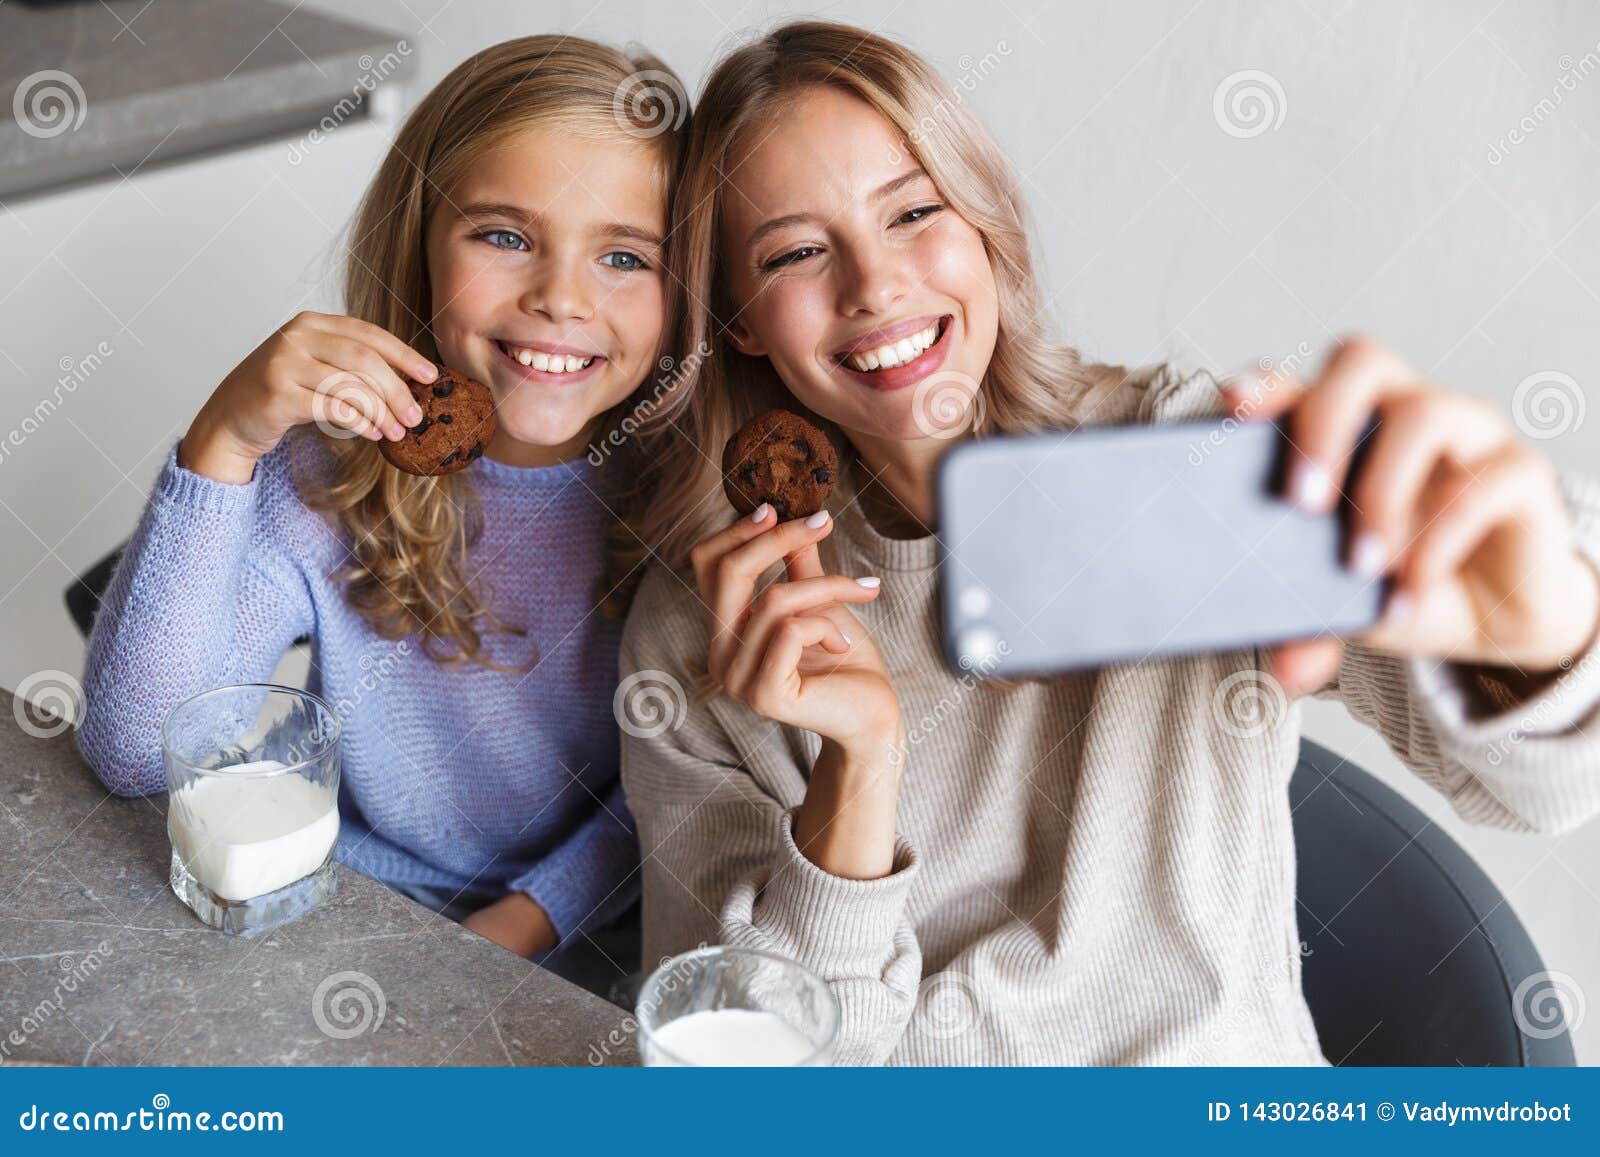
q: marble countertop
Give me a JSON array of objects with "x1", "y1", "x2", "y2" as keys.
[
  {"x1": 0, "y1": 0, "x2": 414, "y2": 200},
  {"x1": 0, "y1": 690, "x2": 638, "y2": 1066}
]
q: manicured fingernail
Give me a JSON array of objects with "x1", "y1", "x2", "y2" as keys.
[
  {"x1": 1349, "y1": 531, "x2": 1387, "y2": 578},
  {"x1": 1291, "y1": 460, "x2": 1333, "y2": 512},
  {"x1": 751, "y1": 503, "x2": 771, "y2": 523},
  {"x1": 1385, "y1": 589, "x2": 1414, "y2": 625},
  {"x1": 856, "y1": 576, "x2": 881, "y2": 588},
  {"x1": 805, "y1": 510, "x2": 830, "y2": 529}
]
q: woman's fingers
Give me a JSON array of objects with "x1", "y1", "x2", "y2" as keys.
[
  {"x1": 699, "y1": 511, "x2": 838, "y2": 678},
  {"x1": 1344, "y1": 389, "x2": 1513, "y2": 579},
  {"x1": 745, "y1": 616, "x2": 845, "y2": 719},
  {"x1": 1218, "y1": 362, "x2": 1305, "y2": 422},
  {"x1": 1275, "y1": 338, "x2": 1422, "y2": 513},
  {"x1": 1397, "y1": 444, "x2": 1557, "y2": 596},
  {"x1": 1265, "y1": 636, "x2": 1345, "y2": 696},
  {"x1": 721, "y1": 575, "x2": 880, "y2": 694},
  {"x1": 690, "y1": 502, "x2": 784, "y2": 596}
]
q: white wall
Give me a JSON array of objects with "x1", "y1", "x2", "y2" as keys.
[{"x1": 4, "y1": 0, "x2": 1597, "y2": 1059}]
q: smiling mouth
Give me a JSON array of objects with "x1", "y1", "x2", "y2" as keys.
[
  {"x1": 494, "y1": 339, "x2": 603, "y2": 375},
  {"x1": 835, "y1": 316, "x2": 951, "y2": 373}
]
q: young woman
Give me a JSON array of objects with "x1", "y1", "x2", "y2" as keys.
[
  {"x1": 615, "y1": 21, "x2": 1600, "y2": 1062},
  {"x1": 78, "y1": 36, "x2": 687, "y2": 995}
]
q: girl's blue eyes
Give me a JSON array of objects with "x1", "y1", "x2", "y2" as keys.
[
  {"x1": 761, "y1": 204, "x2": 944, "y2": 271},
  {"x1": 599, "y1": 251, "x2": 649, "y2": 271},
  {"x1": 480, "y1": 229, "x2": 527, "y2": 251},
  {"x1": 473, "y1": 230, "x2": 650, "y2": 271}
]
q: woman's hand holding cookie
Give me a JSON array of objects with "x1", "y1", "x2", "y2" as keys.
[
  {"x1": 691, "y1": 507, "x2": 901, "y2": 753},
  {"x1": 181, "y1": 311, "x2": 437, "y2": 483}
]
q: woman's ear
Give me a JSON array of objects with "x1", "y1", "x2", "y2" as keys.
[{"x1": 724, "y1": 316, "x2": 767, "y2": 358}]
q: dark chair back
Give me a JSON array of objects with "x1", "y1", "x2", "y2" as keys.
[{"x1": 1292, "y1": 738, "x2": 1576, "y2": 1066}]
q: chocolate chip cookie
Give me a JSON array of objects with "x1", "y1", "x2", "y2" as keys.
[
  {"x1": 379, "y1": 365, "x2": 497, "y2": 477},
  {"x1": 721, "y1": 409, "x2": 838, "y2": 520}
]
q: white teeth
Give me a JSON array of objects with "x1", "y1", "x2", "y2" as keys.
[
  {"x1": 845, "y1": 322, "x2": 942, "y2": 372},
  {"x1": 503, "y1": 343, "x2": 595, "y2": 373}
]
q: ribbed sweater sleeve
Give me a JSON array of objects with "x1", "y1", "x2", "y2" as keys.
[
  {"x1": 1315, "y1": 468, "x2": 1600, "y2": 834},
  {"x1": 76, "y1": 441, "x2": 314, "y2": 797},
  {"x1": 618, "y1": 569, "x2": 924, "y2": 1065}
]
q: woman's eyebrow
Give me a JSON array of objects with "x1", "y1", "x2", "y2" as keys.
[{"x1": 743, "y1": 168, "x2": 935, "y2": 248}]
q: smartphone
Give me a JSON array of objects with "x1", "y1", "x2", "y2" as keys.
[{"x1": 935, "y1": 414, "x2": 1386, "y2": 677}]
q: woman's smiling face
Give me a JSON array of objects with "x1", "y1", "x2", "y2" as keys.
[
  {"x1": 425, "y1": 126, "x2": 668, "y2": 465},
  {"x1": 719, "y1": 85, "x2": 998, "y2": 443}
]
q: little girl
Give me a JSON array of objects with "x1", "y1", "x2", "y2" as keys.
[
  {"x1": 618, "y1": 21, "x2": 1600, "y2": 1062},
  {"x1": 78, "y1": 36, "x2": 687, "y2": 995}
]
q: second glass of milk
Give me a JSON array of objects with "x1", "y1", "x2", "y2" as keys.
[
  {"x1": 162, "y1": 684, "x2": 341, "y2": 937},
  {"x1": 636, "y1": 947, "x2": 840, "y2": 1066}
]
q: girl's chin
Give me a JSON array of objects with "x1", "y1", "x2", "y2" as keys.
[{"x1": 492, "y1": 407, "x2": 598, "y2": 452}]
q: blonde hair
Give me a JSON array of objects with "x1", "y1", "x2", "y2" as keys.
[
  {"x1": 298, "y1": 35, "x2": 687, "y2": 668},
  {"x1": 620, "y1": 20, "x2": 1127, "y2": 572}
]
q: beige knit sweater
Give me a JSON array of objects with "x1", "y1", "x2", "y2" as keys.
[{"x1": 618, "y1": 363, "x2": 1600, "y2": 1065}]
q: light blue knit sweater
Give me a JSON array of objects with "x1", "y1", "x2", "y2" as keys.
[{"x1": 76, "y1": 432, "x2": 635, "y2": 941}]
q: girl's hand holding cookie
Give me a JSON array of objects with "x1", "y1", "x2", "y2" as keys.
[
  {"x1": 1222, "y1": 336, "x2": 1600, "y2": 696},
  {"x1": 690, "y1": 506, "x2": 901, "y2": 755},
  {"x1": 181, "y1": 311, "x2": 439, "y2": 483}
]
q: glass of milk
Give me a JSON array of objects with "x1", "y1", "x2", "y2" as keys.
[
  {"x1": 162, "y1": 684, "x2": 341, "y2": 937},
  {"x1": 636, "y1": 946, "x2": 840, "y2": 1066}
]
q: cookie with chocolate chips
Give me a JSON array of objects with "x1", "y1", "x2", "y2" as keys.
[
  {"x1": 721, "y1": 409, "x2": 838, "y2": 520},
  {"x1": 379, "y1": 365, "x2": 497, "y2": 477}
]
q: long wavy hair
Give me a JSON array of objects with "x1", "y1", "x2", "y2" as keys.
[
  {"x1": 296, "y1": 35, "x2": 687, "y2": 669},
  {"x1": 617, "y1": 20, "x2": 1129, "y2": 573}
]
